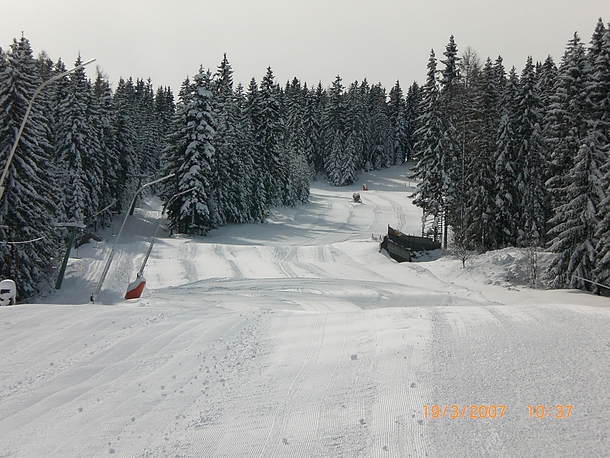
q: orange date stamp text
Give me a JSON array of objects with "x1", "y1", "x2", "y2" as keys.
[{"x1": 423, "y1": 404, "x2": 507, "y2": 419}]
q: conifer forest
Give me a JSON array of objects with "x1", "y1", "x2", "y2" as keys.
[{"x1": 1, "y1": 17, "x2": 610, "y2": 298}]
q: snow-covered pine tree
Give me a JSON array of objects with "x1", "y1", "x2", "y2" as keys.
[
  {"x1": 388, "y1": 80, "x2": 409, "y2": 165},
  {"x1": 212, "y1": 54, "x2": 253, "y2": 223},
  {"x1": 358, "y1": 79, "x2": 373, "y2": 171},
  {"x1": 113, "y1": 78, "x2": 138, "y2": 213},
  {"x1": 412, "y1": 50, "x2": 445, "y2": 242},
  {"x1": 0, "y1": 36, "x2": 58, "y2": 297},
  {"x1": 547, "y1": 137, "x2": 606, "y2": 290},
  {"x1": 462, "y1": 54, "x2": 499, "y2": 251},
  {"x1": 590, "y1": 20, "x2": 610, "y2": 288},
  {"x1": 54, "y1": 56, "x2": 97, "y2": 225},
  {"x1": 536, "y1": 56, "x2": 558, "y2": 122},
  {"x1": 183, "y1": 67, "x2": 219, "y2": 234},
  {"x1": 323, "y1": 75, "x2": 347, "y2": 186},
  {"x1": 162, "y1": 69, "x2": 219, "y2": 235},
  {"x1": 545, "y1": 34, "x2": 591, "y2": 212},
  {"x1": 257, "y1": 67, "x2": 286, "y2": 206},
  {"x1": 133, "y1": 78, "x2": 159, "y2": 177},
  {"x1": 282, "y1": 77, "x2": 309, "y2": 205},
  {"x1": 515, "y1": 56, "x2": 548, "y2": 246},
  {"x1": 368, "y1": 83, "x2": 393, "y2": 169},
  {"x1": 588, "y1": 19, "x2": 610, "y2": 146},
  {"x1": 300, "y1": 83, "x2": 320, "y2": 178},
  {"x1": 495, "y1": 64, "x2": 521, "y2": 247},
  {"x1": 404, "y1": 82, "x2": 422, "y2": 163},
  {"x1": 438, "y1": 36, "x2": 462, "y2": 246},
  {"x1": 155, "y1": 86, "x2": 175, "y2": 142},
  {"x1": 306, "y1": 82, "x2": 326, "y2": 175},
  {"x1": 340, "y1": 81, "x2": 363, "y2": 186},
  {"x1": 92, "y1": 69, "x2": 121, "y2": 228},
  {"x1": 161, "y1": 77, "x2": 191, "y2": 231},
  {"x1": 244, "y1": 77, "x2": 267, "y2": 220}
]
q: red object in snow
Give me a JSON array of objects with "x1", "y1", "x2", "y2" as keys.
[
  {"x1": 362, "y1": 184, "x2": 368, "y2": 191},
  {"x1": 125, "y1": 277, "x2": 146, "y2": 299}
]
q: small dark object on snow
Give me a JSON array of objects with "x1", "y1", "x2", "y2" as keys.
[
  {"x1": 353, "y1": 193, "x2": 362, "y2": 203},
  {"x1": 351, "y1": 354, "x2": 358, "y2": 360},
  {"x1": 75, "y1": 232, "x2": 102, "y2": 248}
]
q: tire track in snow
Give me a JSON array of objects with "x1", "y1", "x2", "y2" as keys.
[
  {"x1": 178, "y1": 241, "x2": 200, "y2": 284},
  {"x1": 273, "y1": 246, "x2": 298, "y2": 278},
  {"x1": 376, "y1": 193, "x2": 407, "y2": 232}
]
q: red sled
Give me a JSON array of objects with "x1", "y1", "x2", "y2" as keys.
[{"x1": 125, "y1": 276, "x2": 146, "y2": 300}]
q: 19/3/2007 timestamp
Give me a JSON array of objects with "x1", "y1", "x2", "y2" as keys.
[{"x1": 423, "y1": 405, "x2": 507, "y2": 419}]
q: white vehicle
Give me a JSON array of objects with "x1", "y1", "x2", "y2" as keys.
[{"x1": 0, "y1": 279, "x2": 16, "y2": 306}]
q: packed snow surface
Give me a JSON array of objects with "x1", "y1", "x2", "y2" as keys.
[{"x1": 1, "y1": 165, "x2": 609, "y2": 457}]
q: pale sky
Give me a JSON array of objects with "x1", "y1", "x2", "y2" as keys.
[{"x1": 1, "y1": 0, "x2": 609, "y2": 93}]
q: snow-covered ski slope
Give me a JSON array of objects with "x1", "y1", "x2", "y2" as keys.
[{"x1": 1, "y1": 164, "x2": 609, "y2": 457}]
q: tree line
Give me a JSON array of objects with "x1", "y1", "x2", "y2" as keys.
[
  {"x1": 0, "y1": 36, "x2": 175, "y2": 297},
  {"x1": 159, "y1": 56, "x2": 420, "y2": 235},
  {"x1": 412, "y1": 18, "x2": 610, "y2": 291},
  {"x1": 0, "y1": 37, "x2": 416, "y2": 298}
]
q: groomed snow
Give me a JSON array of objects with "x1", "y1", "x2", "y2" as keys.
[{"x1": 1, "y1": 164, "x2": 609, "y2": 457}]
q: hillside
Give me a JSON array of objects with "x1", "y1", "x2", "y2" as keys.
[{"x1": 1, "y1": 164, "x2": 609, "y2": 457}]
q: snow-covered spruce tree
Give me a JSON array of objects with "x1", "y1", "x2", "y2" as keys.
[
  {"x1": 591, "y1": 21, "x2": 610, "y2": 288},
  {"x1": 162, "y1": 69, "x2": 219, "y2": 235},
  {"x1": 112, "y1": 78, "x2": 138, "y2": 213},
  {"x1": 212, "y1": 54, "x2": 253, "y2": 223},
  {"x1": 404, "y1": 82, "x2": 422, "y2": 163},
  {"x1": 341, "y1": 81, "x2": 363, "y2": 186},
  {"x1": 256, "y1": 67, "x2": 287, "y2": 207},
  {"x1": 282, "y1": 77, "x2": 310, "y2": 205},
  {"x1": 536, "y1": 55, "x2": 558, "y2": 129},
  {"x1": 92, "y1": 69, "x2": 121, "y2": 228},
  {"x1": 495, "y1": 64, "x2": 521, "y2": 247},
  {"x1": 588, "y1": 19, "x2": 610, "y2": 147},
  {"x1": 368, "y1": 83, "x2": 393, "y2": 170},
  {"x1": 301, "y1": 83, "x2": 323, "y2": 178},
  {"x1": 35, "y1": 51, "x2": 59, "y2": 186},
  {"x1": 323, "y1": 75, "x2": 347, "y2": 186},
  {"x1": 155, "y1": 86, "x2": 175, "y2": 148},
  {"x1": 438, "y1": 35, "x2": 462, "y2": 247},
  {"x1": 305, "y1": 82, "x2": 326, "y2": 175},
  {"x1": 243, "y1": 77, "x2": 268, "y2": 220},
  {"x1": 547, "y1": 137, "x2": 606, "y2": 290},
  {"x1": 545, "y1": 34, "x2": 591, "y2": 212},
  {"x1": 389, "y1": 80, "x2": 409, "y2": 165},
  {"x1": 515, "y1": 56, "x2": 548, "y2": 246},
  {"x1": 132, "y1": 78, "x2": 165, "y2": 179},
  {"x1": 160, "y1": 78, "x2": 190, "y2": 230},
  {"x1": 461, "y1": 53, "x2": 500, "y2": 251},
  {"x1": 412, "y1": 50, "x2": 445, "y2": 242},
  {"x1": 284, "y1": 78, "x2": 306, "y2": 165},
  {"x1": 0, "y1": 36, "x2": 59, "y2": 297},
  {"x1": 54, "y1": 56, "x2": 100, "y2": 225},
  {"x1": 358, "y1": 79, "x2": 373, "y2": 171}
]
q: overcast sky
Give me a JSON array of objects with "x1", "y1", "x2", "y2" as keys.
[{"x1": 1, "y1": 0, "x2": 609, "y2": 93}]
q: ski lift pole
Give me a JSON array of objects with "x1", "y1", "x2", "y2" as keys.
[
  {"x1": 0, "y1": 58, "x2": 96, "y2": 201},
  {"x1": 54, "y1": 222, "x2": 85, "y2": 290},
  {"x1": 136, "y1": 187, "x2": 195, "y2": 277},
  {"x1": 92, "y1": 173, "x2": 174, "y2": 302}
]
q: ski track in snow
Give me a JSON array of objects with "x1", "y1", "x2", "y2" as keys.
[{"x1": 2, "y1": 164, "x2": 610, "y2": 456}]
